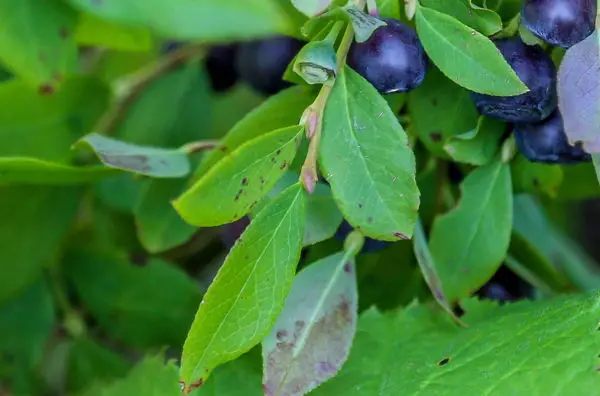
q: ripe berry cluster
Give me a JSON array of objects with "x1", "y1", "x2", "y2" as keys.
[{"x1": 201, "y1": 37, "x2": 304, "y2": 95}]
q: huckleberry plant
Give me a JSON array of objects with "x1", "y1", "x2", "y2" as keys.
[{"x1": 0, "y1": 0, "x2": 599, "y2": 395}]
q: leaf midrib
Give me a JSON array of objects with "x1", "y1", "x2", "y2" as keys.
[{"x1": 187, "y1": 187, "x2": 302, "y2": 381}]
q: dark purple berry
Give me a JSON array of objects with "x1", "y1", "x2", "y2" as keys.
[
  {"x1": 476, "y1": 266, "x2": 533, "y2": 303},
  {"x1": 470, "y1": 37, "x2": 557, "y2": 123},
  {"x1": 521, "y1": 0, "x2": 597, "y2": 48},
  {"x1": 347, "y1": 18, "x2": 428, "y2": 94},
  {"x1": 235, "y1": 36, "x2": 304, "y2": 96},
  {"x1": 514, "y1": 110, "x2": 591, "y2": 164},
  {"x1": 205, "y1": 44, "x2": 239, "y2": 92},
  {"x1": 334, "y1": 220, "x2": 392, "y2": 254},
  {"x1": 219, "y1": 216, "x2": 250, "y2": 250}
]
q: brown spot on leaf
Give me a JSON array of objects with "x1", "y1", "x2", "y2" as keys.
[
  {"x1": 344, "y1": 262, "x2": 352, "y2": 273},
  {"x1": 39, "y1": 84, "x2": 54, "y2": 95},
  {"x1": 280, "y1": 160, "x2": 288, "y2": 170},
  {"x1": 276, "y1": 149, "x2": 281, "y2": 155},
  {"x1": 430, "y1": 131, "x2": 442, "y2": 142},
  {"x1": 241, "y1": 177, "x2": 248, "y2": 186},
  {"x1": 234, "y1": 189, "x2": 243, "y2": 201},
  {"x1": 358, "y1": 203, "x2": 363, "y2": 209},
  {"x1": 437, "y1": 357, "x2": 451, "y2": 366},
  {"x1": 219, "y1": 146, "x2": 228, "y2": 152},
  {"x1": 186, "y1": 379, "x2": 204, "y2": 393},
  {"x1": 59, "y1": 27, "x2": 70, "y2": 39},
  {"x1": 393, "y1": 232, "x2": 409, "y2": 240},
  {"x1": 260, "y1": 176, "x2": 266, "y2": 185}
]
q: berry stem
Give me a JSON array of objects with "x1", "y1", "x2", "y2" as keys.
[
  {"x1": 180, "y1": 140, "x2": 220, "y2": 155},
  {"x1": 300, "y1": 0, "x2": 366, "y2": 193},
  {"x1": 366, "y1": 0, "x2": 379, "y2": 17},
  {"x1": 93, "y1": 44, "x2": 205, "y2": 137}
]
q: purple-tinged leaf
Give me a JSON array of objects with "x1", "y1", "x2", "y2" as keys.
[
  {"x1": 262, "y1": 251, "x2": 357, "y2": 396},
  {"x1": 557, "y1": 31, "x2": 600, "y2": 152}
]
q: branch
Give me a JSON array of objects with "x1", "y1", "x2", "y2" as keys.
[{"x1": 93, "y1": 44, "x2": 205, "y2": 137}]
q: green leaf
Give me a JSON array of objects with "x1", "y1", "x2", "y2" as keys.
[
  {"x1": 65, "y1": 250, "x2": 202, "y2": 349},
  {"x1": 320, "y1": 66, "x2": 419, "y2": 241},
  {"x1": 0, "y1": 77, "x2": 110, "y2": 162},
  {"x1": 191, "y1": 351, "x2": 262, "y2": 396},
  {"x1": 0, "y1": 0, "x2": 77, "y2": 88},
  {"x1": 93, "y1": 174, "x2": 145, "y2": 214},
  {"x1": 356, "y1": 242, "x2": 426, "y2": 312},
  {"x1": 419, "y1": 0, "x2": 502, "y2": 35},
  {"x1": 378, "y1": 0, "x2": 402, "y2": 19},
  {"x1": 179, "y1": 184, "x2": 306, "y2": 391},
  {"x1": 444, "y1": 116, "x2": 505, "y2": 166},
  {"x1": 512, "y1": 195, "x2": 600, "y2": 291},
  {"x1": 134, "y1": 178, "x2": 197, "y2": 253},
  {"x1": 555, "y1": 163, "x2": 600, "y2": 200},
  {"x1": 429, "y1": 157, "x2": 513, "y2": 304},
  {"x1": 291, "y1": 0, "x2": 333, "y2": 17},
  {"x1": 174, "y1": 126, "x2": 302, "y2": 227},
  {"x1": 408, "y1": 66, "x2": 479, "y2": 157},
  {"x1": 74, "y1": 13, "x2": 154, "y2": 52},
  {"x1": 256, "y1": 171, "x2": 343, "y2": 246},
  {"x1": 67, "y1": 338, "x2": 131, "y2": 393},
  {"x1": 116, "y1": 61, "x2": 212, "y2": 148},
  {"x1": 511, "y1": 155, "x2": 564, "y2": 198},
  {"x1": 0, "y1": 186, "x2": 81, "y2": 302},
  {"x1": 76, "y1": 133, "x2": 191, "y2": 178},
  {"x1": 412, "y1": 219, "x2": 459, "y2": 323},
  {"x1": 0, "y1": 279, "x2": 55, "y2": 395},
  {"x1": 197, "y1": 85, "x2": 316, "y2": 177},
  {"x1": 80, "y1": 354, "x2": 180, "y2": 396},
  {"x1": 263, "y1": 251, "x2": 357, "y2": 396},
  {"x1": 313, "y1": 291, "x2": 600, "y2": 395},
  {"x1": 66, "y1": 0, "x2": 295, "y2": 41},
  {"x1": 414, "y1": 5, "x2": 528, "y2": 96},
  {"x1": 0, "y1": 158, "x2": 116, "y2": 185}
]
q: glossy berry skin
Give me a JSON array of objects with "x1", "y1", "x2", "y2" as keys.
[
  {"x1": 514, "y1": 110, "x2": 591, "y2": 164},
  {"x1": 476, "y1": 266, "x2": 533, "y2": 304},
  {"x1": 334, "y1": 220, "x2": 392, "y2": 254},
  {"x1": 470, "y1": 38, "x2": 557, "y2": 123},
  {"x1": 347, "y1": 18, "x2": 428, "y2": 94},
  {"x1": 521, "y1": 0, "x2": 597, "y2": 48},
  {"x1": 205, "y1": 44, "x2": 239, "y2": 93},
  {"x1": 235, "y1": 36, "x2": 304, "y2": 96}
]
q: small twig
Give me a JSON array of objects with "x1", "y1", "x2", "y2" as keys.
[
  {"x1": 93, "y1": 44, "x2": 205, "y2": 137},
  {"x1": 180, "y1": 140, "x2": 220, "y2": 155},
  {"x1": 300, "y1": 0, "x2": 366, "y2": 193}
]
